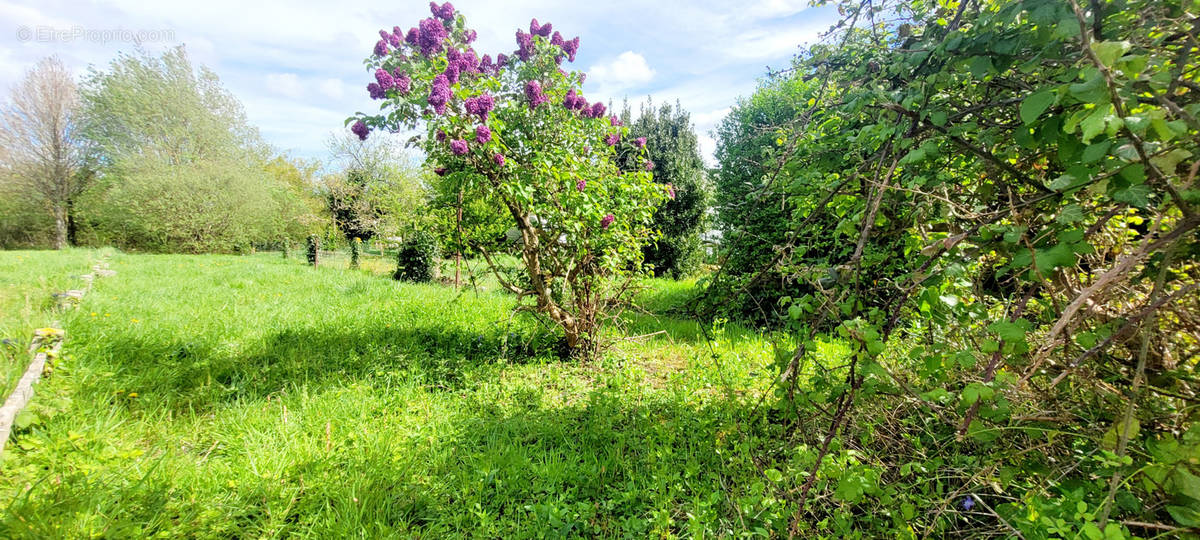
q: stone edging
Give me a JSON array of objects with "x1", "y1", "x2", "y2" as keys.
[{"x1": 0, "y1": 256, "x2": 115, "y2": 456}]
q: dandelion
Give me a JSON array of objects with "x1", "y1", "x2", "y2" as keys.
[
  {"x1": 450, "y1": 139, "x2": 469, "y2": 155},
  {"x1": 600, "y1": 214, "x2": 615, "y2": 229}
]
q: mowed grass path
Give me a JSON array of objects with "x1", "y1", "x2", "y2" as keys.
[{"x1": 0, "y1": 252, "x2": 782, "y2": 537}]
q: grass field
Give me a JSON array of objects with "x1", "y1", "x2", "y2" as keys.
[{"x1": 0, "y1": 250, "x2": 813, "y2": 537}]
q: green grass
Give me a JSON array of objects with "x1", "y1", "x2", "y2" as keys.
[
  {"x1": 0, "y1": 249, "x2": 104, "y2": 397},
  {"x1": 0, "y1": 251, "x2": 807, "y2": 537}
]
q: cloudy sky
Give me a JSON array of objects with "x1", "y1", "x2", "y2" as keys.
[{"x1": 0, "y1": 0, "x2": 840, "y2": 165}]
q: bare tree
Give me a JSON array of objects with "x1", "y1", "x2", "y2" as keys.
[{"x1": 0, "y1": 56, "x2": 87, "y2": 249}]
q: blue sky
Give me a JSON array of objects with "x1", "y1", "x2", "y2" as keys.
[{"x1": 0, "y1": 0, "x2": 840, "y2": 165}]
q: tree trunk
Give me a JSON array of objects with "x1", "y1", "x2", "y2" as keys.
[
  {"x1": 52, "y1": 204, "x2": 67, "y2": 250},
  {"x1": 66, "y1": 198, "x2": 78, "y2": 246}
]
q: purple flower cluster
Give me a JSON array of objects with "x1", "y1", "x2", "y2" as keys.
[
  {"x1": 524, "y1": 80, "x2": 547, "y2": 109},
  {"x1": 513, "y1": 19, "x2": 580, "y2": 64},
  {"x1": 515, "y1": 30, "x2": 534, "y2": 61},
  {"x1": 644, "y1": 160, "x2": 655, "y2": 171},
  {"x1": 530, "y1": 18, "x2": 552, "y2": 37},
  {"x1": 435, "y1": 167, "x2": 448, "y2": 176},
  {"x1": 381, "y1": 29, "x2": 401, "y2": 48},
  {"x1": 666, "y1": 183, "x2": 675, "y2": 200},
  {"x1": 394, "y1": 71, "x2": 411, "y2": 95},
  {"x1": 427, "y1": 74, "x2": 451, "y2": 114},
  {"x1": 493, "y1": 153, "x2": 506, "y2": 167},
  {"x1": 374, "y1": 40, "x2": 389, "y2": 57},
  {"x1": 429, "y1": 1, "x2": 455, "y2": 21},
  {"x1": 600, "y1": 214, "x2": 615, "y2": 229},
  {"x1": 450, "y1": 139, "x2": 469, "y2": 155},
  {"x1": 418, "y1": 17, "x2": 448, "y2": 56},
  {"x1": 583, "y1": 102, "x2": 606, "y2": 119},
  {"x1": 436, "y1": 129, "x2": 447, "y2": 142},
  {"x1": 464, "y1": 94, "x2": 494, "y2": 122},
  {"x1": 605, "y1": 132, "x2": 619, "y2": 146},
  {"x1": 634, "y1": 137, "x2": 647, "y2": 148},
  {"x1": 406, "y1": 27, "x2": 420, "y2": 46},
  {"x1": 368, "y1": 83, "x2": 385, "y2": 100},
  {"x1": 351, "y1": 120, "x2": 369, "y2": 141},
  {"x1": 375, "y1": 68, "x2": 395, "y2": 89},
  {"x1": 609, "y1": 115, "x2": 622, "y2": 127},
  {"x1": 444, "y1": 48, "x2": 481, "y2": 83},
  {"x1": 475, "y1": 125, "x2": 492, "y2": 144},
  {"x1": 563, "y1": 89, "x2": 587, "y2": 111},
  {"x1": 576, "y1": 179, "x2": 586, "y2": 191}
]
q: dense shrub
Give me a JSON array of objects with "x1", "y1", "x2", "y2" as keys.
[
  {"x1": 349, "y1": 237, "x2": 361, "y2": 269},
  {"x1": 305, "y1": 235, "x2": 319, "y2": 267},
  {"x1": 393, "y1": 231, "x2": 438, "y2": 283}
]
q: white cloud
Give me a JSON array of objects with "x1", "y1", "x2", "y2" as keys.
[
  {"x1": 264, "y1": 72, "x2": 303, "y2": 99},
  {"x1": 317, "y1": 78, "x2": 345, "y2": 100},
  {"x1": 588, "y1": 51, "x2": 654, "y2": 91}
]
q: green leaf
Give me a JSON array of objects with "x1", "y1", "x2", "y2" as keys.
[
  {"x1": 930, "y1": 111, "x2": 948, "y2": 127},
  {"x1": 1167, "y1": 505, "x2": 1200, "y2": 527},
  {"x1": 1020, "y1": 89, "x2": 1057, "y2": 124},
  {"x1": 1091, "y1": 41, "x2": 1131, "y2": 68},
  {"x1": 968, "y1": 56, "x2": 994, "y2": 79},
  {"x1": 1070, "y1": 73, "x2": 1109, "y2": 104},
  {"x1": 1080, "y1": 106, "x2": 1110, "y2": 143},
  {"x1": 1057, "y1": 204, "x2": 1084, "y2": 224},
  {"x1": 1101, "y1": 418, "x2": 1140, "y2": 450},
  {"x1": 764, "y1": 468, "x2": 783, "y2": 483}
]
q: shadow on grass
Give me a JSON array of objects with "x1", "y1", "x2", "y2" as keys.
[{"x1": 80, "y1": 323, "x2": 563, "y2": 414}]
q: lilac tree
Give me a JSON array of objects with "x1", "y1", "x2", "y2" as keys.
[{"x1": 348, "y1": 3, "x2": 668, "y2": 356}]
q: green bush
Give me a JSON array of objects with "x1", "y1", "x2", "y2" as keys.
[
  {"x1": 305, "y1": 235, "x2": 319, "y2": 267},
  {"x1": 393, "y1": 231, "x2": 438, "y2": 283},
  {"x1": 349, "y1": 237, "x2": 361, "y2": 269}
]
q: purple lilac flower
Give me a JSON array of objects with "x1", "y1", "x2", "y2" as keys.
[
  {"x1": 464, "y1": 94, "x2": 494, "y2": 122},
  {"x1": 605, "y1": 132, "x2": 619, "y2": 146},
  {"x1": 418, "y1": 17, "x2": 448, "y2": 55},
  {"x1": 375, "y1": 68, "x2": 395, "y2": 90},
  {"x1": 394, "y1": 72, "x2": 411, "y2": 95},
  {"x1": 475, "y1": 125, "x2": 492, "y2": 144},
  {"x1": 351, "y1": 120, "x2": 369, "y2": 140},
  {"x1": 430, "y1": 1, "x2": 455, "y2": 21},
  {"x1": 479, "y1": 54, "x2": 494, "y2": 75},
  {"x1": 435, "y1": 167, "x2": 447, "y2": 176},
  {"x1": 374, "y1": 39, "x2": 389, "y2": 57},
  {"x1": 464, "y1": 30, "x2": 477, "y2": 43},
  {"x1": 644, "y1": 160, "x2": 655, "y2": 171},
  {"x1": 551, "y1": 31, "x2": 564, "y2": 47},
  {"x1": 576, "y1": 179, "x2": 586, "y2": 191},
  {"x1": 961, "y1": 496, "x2": 975, "y2": 511},
  {"x1": 450, "y1": 139, "x2": 469, "y2": 155},
  {"x1": 515, "y1": 30, "x2": 533, "y2": 61},
  {"x1": 524, "y1": 80, "x2": 547, "y2": 109},
  {"x1": 576, "y1": 98, "x2": 590, "y2": 113},
  {"x1": 600, "y1": 214, "x2": 615, "y2": 229},
  {"x1": 436, "y1": 129, "x2": 447, "y2": 142},
  {"x1": 427, "y1": 74, "x2": 451, "y2": 114},
  {"x1": 563, "y1": 89, "x2": 579, "y2": 109},
  {"x1": 444, "y1": 63, "x2": 460, "y2": 84},
  {"x1": 406, "y1": 27, "x2": 420, "y2": 46},
  {"x1": 609, "y1": 115, "x2": 622, "y2": 127},
  {"x1": 493, "y1": 153, "x2": 505, "y2": 166},
  {"x1": 367, "y1": 83, "x2": 385, "y2": 100},
  {"x1": 582, "y1": 145, "x2": 590, "y2": 153},
  {"x1": 666, "y1": 183, "x2": 675, "y2": 199},
  {"x1": 589, "y1": 102, "x2": 606, "y2": 119},
  {"x1": 496, "y1": 53, "x2": 508, "y2": 68},
  {"x1": 387, "y1": 32, "x2": 402, "y2": 47},
  {"x1": 529, "y1": 18, "x2": 552, "y2": 37},
  {"x1": 634, "y1": 137, "x2": 647, "y2": 148},
  {"x1": 457, "y1": 48, "x2": 480, "y2": 74},
  {"x1": 563, "y1": 37, "x2": 580, "y2": 62},
  {"x1": 578, "y1": 72, "x2": 586, "y2": 84}
]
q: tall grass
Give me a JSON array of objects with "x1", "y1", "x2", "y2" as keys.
[{"x1": 0, "y1": 251, "x2": 810, "y2": 537}]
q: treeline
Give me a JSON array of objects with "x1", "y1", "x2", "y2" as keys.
[{"x1": 0, "y1": 48, "x2": 712, "y2": 274}]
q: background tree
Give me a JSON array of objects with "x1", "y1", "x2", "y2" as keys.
[
  {"x1": 0, "y1": 56, "x2": 88, "y2": 249},
  {"x1": 77, "y1": 47, "x2": 307, "y2": 253},
  {"x1": 618, "y1": 99, "x2": 711, "y2": 278},
  {"x1": 323, "y1": 132, "x2": 429, "y2": 243}
]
